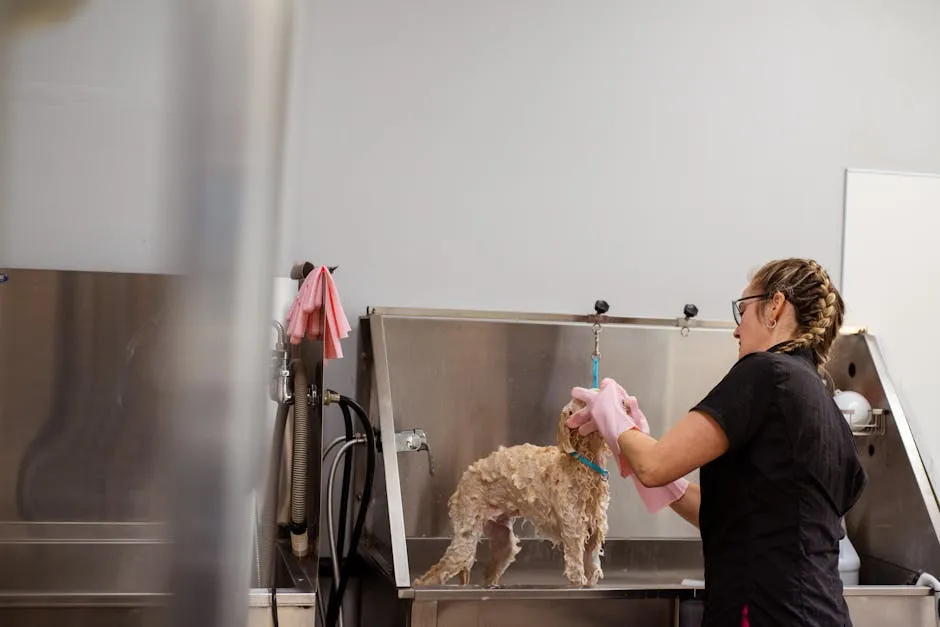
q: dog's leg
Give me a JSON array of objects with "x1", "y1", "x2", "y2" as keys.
[
  {"x1": 561, "y1": 527, "x2": 589, "y2": 587},
  {"x1": 583, "y1": 528, "x2": 604, "y2": 586},
  {"x1": 483, "y1": 517, "x2": 521, "y2": 587},
  {"x1": 413, "y1": 518, "x2": 484, "y2": 586}
]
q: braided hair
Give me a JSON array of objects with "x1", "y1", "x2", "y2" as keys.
[{"x1": 750, "y1": 258, "x2": 845, "y2": 370}]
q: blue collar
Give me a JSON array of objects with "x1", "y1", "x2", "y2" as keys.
[{"x1": 569, "y1": 452, "x2": 609, "y2": 479}]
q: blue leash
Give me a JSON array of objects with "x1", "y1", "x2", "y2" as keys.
[
  {"x1": 571, "y1": 313, "x2": 608, "y2": 479},
  {"x1": 572, "y1": 330, "x2": 606, "y2": 479},
  {"x1": 591, "y1": 319, "x2": 602, "y2": 389},
  {"x1": 569, "y1": 452, "x2": 609, "y2": 479}
]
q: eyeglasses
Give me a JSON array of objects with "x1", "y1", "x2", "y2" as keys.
[{"x1": 732, "y1": 293, "x2": 770, "y2": 326}]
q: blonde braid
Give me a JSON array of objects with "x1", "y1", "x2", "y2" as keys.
[
  {"x1": 750, "y1": 258, "x2": 845, "y2": 368},
  {"x1": 788, "y1": 260, "x2": 842, "y2": 366}
]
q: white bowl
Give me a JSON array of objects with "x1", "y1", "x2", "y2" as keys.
[{"x1": 833, "y1": 390, "x2": 873, "y2": 429}]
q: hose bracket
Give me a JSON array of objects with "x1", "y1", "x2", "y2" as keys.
[{"x1": 395, "y1": 429, "x2": 434, "y2": 475}]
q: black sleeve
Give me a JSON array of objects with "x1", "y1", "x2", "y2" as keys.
[
  {"x1": 691, "y1": 353, "x2": 779, "y2": 451},
  {"x1": 840, "y1": 462, "x2": 868, "y2": 516},
  {"x1": 837, "y1": 432, "x2": 869, "y2": 515}
]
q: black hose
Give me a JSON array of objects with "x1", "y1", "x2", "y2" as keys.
[
  {"x1": 325, "y1": 394, "x2": 376, "y2": 627},
  {"x1": 336, "y1": 404, "x2": 355, "y2": 561}
]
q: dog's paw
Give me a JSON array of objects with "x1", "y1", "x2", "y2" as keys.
[
  {"x1": 565, "y1": 573, "x2": 589, "y2": 587},
  {"x1": 586, "y1": 568, "x2": 604, "y2": 586}
]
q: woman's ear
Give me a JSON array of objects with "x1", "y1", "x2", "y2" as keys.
[{"x1": 764, "y1": 291, "x2": 785, "y2": 322}]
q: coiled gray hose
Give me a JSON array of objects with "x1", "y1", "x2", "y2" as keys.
[{"x1": 290, "y1": 359, "x2": 309, "y2": 555}]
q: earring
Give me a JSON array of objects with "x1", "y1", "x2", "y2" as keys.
[{"x1": 768, "y1": 319, "x2": 777, "y2": 329}]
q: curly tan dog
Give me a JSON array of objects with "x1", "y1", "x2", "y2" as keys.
[{"x1": 413, "y1": 396, "x2": 614, "y2": 588}]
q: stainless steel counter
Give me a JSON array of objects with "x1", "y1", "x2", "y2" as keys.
[
  {"x1": 402, "y1": 537, "x2": 705, "y2": 600},
  {"x1": 0, "y1": 521, "x2": 316, "y2": 627}
]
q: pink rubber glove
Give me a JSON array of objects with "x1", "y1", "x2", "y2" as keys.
[
  {"x1": 590, "y1": 380, "x2": 651, "y2": 478},
  {"x1": 632, "y1": 475, "x2": 690, "y2": 513},
  {"x1": 567, "y1": 378, "x2": 649, "y2": 477},
  {"x1": 618, "y1": 393, "x2": 651, "y2": 478},
  {"x1": 610, "y1": 387, "x2": 690, "y2": 512},
  {"x1": 568, "y1": 380, "x2": 690, "y2": 512},
  {"x1": 612, "y1": 390, "x2": 690, "y2": 511},
  {"x1": 567, "y1": 378, "x2": 640, "y2": 459}
]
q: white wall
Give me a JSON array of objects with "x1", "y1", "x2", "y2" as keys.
[
  {"x1": 0, "y1": 0, "x2": 178, "y2": 273},
  {"x1": 284, "y1": 0, "x2": 940, "y2": 399},
  {"x1": 6, "y1": 0, "x2": 940, "y2": 403}
]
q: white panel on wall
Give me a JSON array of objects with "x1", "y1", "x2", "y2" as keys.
[{"x1": 842, "y1": 169, "x2": 940, "y2": 492}]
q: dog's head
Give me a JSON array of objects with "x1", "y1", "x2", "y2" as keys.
[{"x1": 557, "y1": 395, "x2": 613, "y2": 460}]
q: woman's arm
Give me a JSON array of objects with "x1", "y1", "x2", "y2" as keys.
[
  {"x1": 617, "y1": 410, "x2": 729, "y2": 487},
  {"x1": 669, "y1": 482, "x2": 701, "y2": 528}
]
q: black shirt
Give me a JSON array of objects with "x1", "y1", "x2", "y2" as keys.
[{"x1": 691, "y1": 343, "x2": 867, "y2": 627}]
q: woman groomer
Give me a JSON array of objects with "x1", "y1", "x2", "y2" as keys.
[{"x1": 568, "y1": 258, "x2": 867, "y2": 627}]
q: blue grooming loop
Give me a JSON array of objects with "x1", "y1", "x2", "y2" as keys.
[
  {"x1": 569, "y1": 300, "x2": 611, "y2": 479},
  {"x1": 590, "y1": 299, "x2": 608, "y2": 388},
  {"x1": 569, "y1": 452, "x2": 609, "y2": 479}
]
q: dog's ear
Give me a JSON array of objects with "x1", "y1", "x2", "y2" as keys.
[
  {"x1": 557, "y1": 411, "x2": 576, "y2": 454},
  {"x1": 556, "y1": 398, "x2": 584, "y2": 454}
]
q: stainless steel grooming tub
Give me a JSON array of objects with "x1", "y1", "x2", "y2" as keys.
[{"x1": 355, "y1": 307, "x2": 940, "y2": 627}]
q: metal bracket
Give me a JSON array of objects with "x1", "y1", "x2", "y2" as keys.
[
  {"x1": 395, "y1": 429, "x2": 435, "y2": 475},
  {"x1": 848, "y1": 408, "x2": 888, "y2": 437},
  {"x1": 396, "y1": 429, "x2": 429, "y2": 453}
]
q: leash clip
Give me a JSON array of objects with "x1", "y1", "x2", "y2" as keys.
[{"x1": 592, "y1": 322, "x2": 602, "y2": 359}]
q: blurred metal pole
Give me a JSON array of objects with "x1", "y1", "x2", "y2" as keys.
[{"x1": 164, "y1": 0, "x2": 293, "y2": 626}]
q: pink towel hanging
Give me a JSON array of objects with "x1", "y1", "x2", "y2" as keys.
[{"x1": 285, "y1": 265, "x2": 350, "y2": 359}]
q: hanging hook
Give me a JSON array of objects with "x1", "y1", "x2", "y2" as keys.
[{"x1": 679, "y1": 303, "x2": 698, "y2": 337}]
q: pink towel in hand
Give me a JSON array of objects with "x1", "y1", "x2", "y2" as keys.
[
  {"x1": 285, "y1": 266, "x2": 351, "y2": 359},
  {"x1": 632, "y1": 476, "x2": 689, "y2": 514}
]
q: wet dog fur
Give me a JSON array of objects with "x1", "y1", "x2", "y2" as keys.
[{"x1": 413, "y1": 396, "x2": 613, "y2": 587}]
